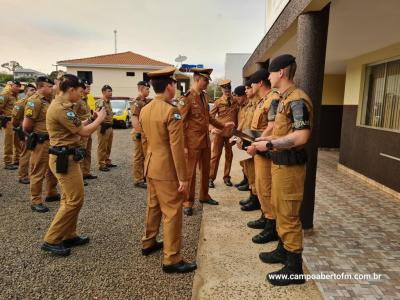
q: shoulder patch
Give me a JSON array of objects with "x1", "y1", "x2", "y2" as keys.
[
  {"x1": 14, "y1": 105, "x2": 22, "y2": 110},
  {"x1": 27, "y1": 101, "x2": 35, "y2": 108},
  {"x1": 66, "y1": 111, "x2": 76, "y2": 120},
  {"x1": 173, "y1": 113, "x2": 182, "y2": 120},
  {"x1": 0, "y1": 96, "x2": 4, "y2": 103},
  {"x1": 25, "y1": 109, "x2": 33, "y2": 117}
]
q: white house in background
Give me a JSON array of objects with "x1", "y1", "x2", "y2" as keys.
[
  {"x1": 224, "y1": 53, "x2": 251, "y2": 89},
  {"x1": 13, "y1": 68, "x2": 46, "y2": 79},
  {"x1": 57, "y1": 51, "x2": 171, "y2": 97}
]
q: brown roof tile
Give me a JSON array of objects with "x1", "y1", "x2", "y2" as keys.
[{"x1": 58, "y1": 51, "x2": 170, "y2": 67}]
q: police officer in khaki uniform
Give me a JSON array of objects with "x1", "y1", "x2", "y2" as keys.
[
  {"x1": 96, "y1": 85, "x2": 116, "y2": 171},
  {"x1": 131, "y1": 81, "x2": 151, "y2": 189},
  {"x1": 237, "y1": 81, "x2": 259, "y2": 192},
  {"x1": 209, "y1": 79, "x2": 239, "y2": 188},
  {"x1": 140, "y1": 66, "x2": 196, "y2": 273},
  {"x1": 12, "y1": 83, "x2": 37, "y2": 184},
  {"x1": 244, "y1": 70, "x2": 280, "y2": 247},
  {"x1": 0, "y1": 80, "x2": 21, "y2": 170},
  {"x1": 23, "y1": 77, "x2": 60, "y2": 213},
  {"x1": 233, "y1": 85, "x2": 250, "y2": 190},
  {"x1": 74, "y1": 80, "x2": 96, "y2": 184},
  {"x1": 178, "y1": 68, "x2": 235, "y2": 216},
  {"x1": 253, "y1": 54, "x2": 313, "y2": 286},
  {"x1": 41, "y1": 74, "x2": 106, "y2": 256}
]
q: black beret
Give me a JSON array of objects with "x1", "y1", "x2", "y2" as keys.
[
  {"x1": 36, "y1": 76, "x2": 54, "y2": 85},
  {"x1": 234, "y1": 85, "x2": 246, "y2": 96},
  {"x1": 25, "y1": 83, "x2": 36, "y2": 89},
  {"x1": 102, "y1": 84, "x2": 112, "y2": 91},
  {"x1": 268, "y1": 54, "x2": 296, "y2": 72},
  {"x1": 11, "y1": 80, "x2": 21, "y2": 86},
  {"x1": 249, "y1": 69, "x2": 269, "y2": 84},
  {"x1": 245, "y1": 80, "x2": 252, "y2": 87},
  {"x1": 137, "y1": 81, "x2": 150, "y2": 87},
  {"x1": 81, "y1": 79, "x2": 91, "y2": 86}
]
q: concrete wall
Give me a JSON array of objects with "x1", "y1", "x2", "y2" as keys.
[
  {"x1": 340, "y1": 43, "x2": 400, "y2": 192},
  {"x1": 66, "y1": 66, "x2": 157, "y2": 98},
  {"x1": 322, "y1": 74, "x2": 345, "y2": 105}
]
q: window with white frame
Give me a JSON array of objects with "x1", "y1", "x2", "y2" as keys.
[{"x1": 361, "y1": 58, "x2": 400, "y2": 131}]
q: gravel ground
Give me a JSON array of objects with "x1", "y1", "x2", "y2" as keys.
[{"x1": 0, "y1": 129, "x2": 202, "y2": 300}]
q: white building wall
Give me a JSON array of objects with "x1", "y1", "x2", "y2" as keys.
[
  {"x1": 265, "y1": 0, "x2": 290, "y2": 33},
  {"x1": 224, "y1": 53, "x2": 251, "y2": 88},
  {"x1": 66, "y1": 66, "x2": 157, "y2": 98}
]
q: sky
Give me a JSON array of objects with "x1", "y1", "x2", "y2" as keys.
[{"x1": 0, "y1": 0, "x2": 266, "y2": 79}]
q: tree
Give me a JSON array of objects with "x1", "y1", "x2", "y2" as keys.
[
  {"x1": 0, "y1": 73, "x2": 13, "y2": 84},
  {"x1": 1, "y1": 61, "x2": 22, "y2": 72}
]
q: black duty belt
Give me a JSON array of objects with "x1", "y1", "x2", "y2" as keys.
[{"x1": 271, "y1": 149, "x2": 307, "y2": 165}]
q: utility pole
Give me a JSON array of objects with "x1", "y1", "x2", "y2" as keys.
[{"x1": 114, "y1": 30, "x2": 117, "y2": 54}]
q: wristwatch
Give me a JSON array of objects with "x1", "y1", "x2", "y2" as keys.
[{"x1": 266, "y1": 141, "x2": 273, "y2": 150}]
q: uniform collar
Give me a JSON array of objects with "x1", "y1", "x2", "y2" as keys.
[
  {"x1": 37, "y1": 91, "x2": 51, "y2": 102},
  {"x1": 153, "y1": 94, "x2": 169, "y2": 103},
  {"x1": 55, "y1": 94, "x2": 75, "y2": 109},
  {"x1": 279, "y1": 85, "x2": 297, "y2": 100}
]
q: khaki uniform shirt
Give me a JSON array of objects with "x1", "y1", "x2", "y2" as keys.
[
  {"x1": 0, "y1": 90, "x2": 18, "y2": 116},
  {"x1": 210, "y1": 94, "x2": 239, "y2": 126},
  {"x1": 47, "y1": 95, "x2": 83, "y2": 147},
  {"x1": 272, "y1": 86, "x2": 313, "y2": 151},
  {"x1": 240, "y1": 98, "x2": 258, "y2": 131},
  {"x1": 12, "y1": 97, "x2": 29, "y2": 124},
  {"x1": 74, "y1": 97, "x2": 91, "y2": 122},
  {"x1": 251, "y1": 90, "x2": 280, "y2": 131},
  {"x1": 24, "y1": 92, "x2": 51, "y2": 134},
  {"x1": 130, "y1": 96, "x2": 151, "y2": 136},
  {"x1": 140, "y1": 95, "x2": 188, "y2": 182},
  {"x1": 95, "y1": 98, "x2": 113, "y2": 124},
  {"x1": 178, "y1": 88, "x2": 224, "y2": 149}
]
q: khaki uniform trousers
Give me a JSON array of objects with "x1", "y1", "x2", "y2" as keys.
[
  {"x1": 18, "y1": 140, "x2": 31, "y2": 179},
  {"x1": 142, "y1": 178, "x2": 183, "y2": 265},
  {"x1": 80, "y1": 135, "x2": 92, "y2": 176},
  {"x1": 2, "y1": 121, "x2": 14, "y2": 165},
  {"x1": 255, "y1": 155, "x2": 275, "y2": 220},
  {"x1": 132, "y1": 136, "x2": 145, "y2": 183},
  {"x1": 271, "y1": 163, "x2": 306, "y2": 253},
  {"x1": 30, "y1": 140, "x2": 58, "y2": 205},
  {"x1": 183, "y1": 147, "x2": 212, "y2": 208},
  {"x1": 44, "y1": 156, "x2": 84, "y2": 244},
  {"x1": 13, "y1": 129, "x2": 22, "y2": 164},
  {"x1": 240, "y1": 157, "x2": 256, "y2": 194},
  {"x1": 209, "y1": 134, "x2": 233, "y2": 180},
  {"x1": 97, "y1": 127, "x2": 113, "y2": 168}
]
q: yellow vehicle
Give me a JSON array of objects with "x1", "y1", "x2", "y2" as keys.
[{"x1": 110, "y1": 99, "x2": 131, "y2": 128}]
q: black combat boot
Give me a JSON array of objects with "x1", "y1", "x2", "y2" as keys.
[
  {"x1": 234, "y1": 175, "x2": 248, "y2": 188},
  {"x1": 247, "y1": 213, "x2": 266, "y2": 229},
  {"x1": 266, "y1": 251, "x2": 306, "y2": 286},
  {"x1": 259, "y1": 239, "x2": 287, "y2": 264},
  {"x1": 252, "y1": 219, "x2": 279, "y2": 244},
  {"x1": 239, "y1": 192, "x2": 255, "y2": 206},
  {"x1": 241, "y1": 194, "x2": 261, "y2": 211}
]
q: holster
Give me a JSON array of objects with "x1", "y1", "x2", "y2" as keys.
[
  {"x1": 13, "y1": 126, "x2": 26, "y2": 141},
  {"x1": 49, "y1": 147, "x2": 70, "y2": 173},
  {"x1": 0, "y1": 116, "x2": 11, "y2": 129},
  {"x1": 26, "y1": 133, "x2": 38, "y2": 150},
  {"x1": 49, "y1": 146, "x2": 86, "y2": 174},
  {"x1": 271, "y1": 149, "x2": 308, "y2": 165},
  {"x1": 100, "y1": 123, "x2": 112, "y2": 134},
  {"x1": 36, "y1": 133, "x2": 49, "y2": 144}
]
